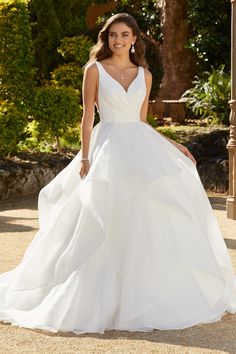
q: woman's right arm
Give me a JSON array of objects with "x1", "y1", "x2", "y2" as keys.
[{"x1": 79, "y1": 63, "x2": 98, "y2": 179}]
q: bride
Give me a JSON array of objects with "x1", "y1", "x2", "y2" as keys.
[{"x1": 0, "y1": 13, "x2": 236, "y2": 335}]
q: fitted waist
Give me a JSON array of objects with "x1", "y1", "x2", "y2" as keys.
[
  {"x1": 100, "y1": 119, "x2": 142, "y2": 124},
  {"x1": 99, "y1": 116, "x2": 141, "y2": 123}
]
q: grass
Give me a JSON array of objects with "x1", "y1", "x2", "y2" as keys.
[{"x1": 157, "y1": 124, "x2": 229, "y2": 144}]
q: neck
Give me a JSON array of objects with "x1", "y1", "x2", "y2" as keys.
[{"x1": 110, "y1": 54, "x2": 132, "y2": 68}]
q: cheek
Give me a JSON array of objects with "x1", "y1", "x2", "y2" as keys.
[{"x1": 108, "y1": 37, "x2": 114, "y2": 48}]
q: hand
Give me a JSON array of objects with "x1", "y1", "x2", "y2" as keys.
[
  {"x1": 176, "y1": 143, "x2": 197, "y2": 165},
  {"x1": 79, "y1": 160, "x2": 90, "y2": 179}
]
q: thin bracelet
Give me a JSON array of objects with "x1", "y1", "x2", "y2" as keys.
[{"x1": 81, "y1": 157, "x2": 89, "y2": 161}]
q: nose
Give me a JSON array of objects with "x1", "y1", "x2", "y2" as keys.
[{"x1": 113, "y1": 34, "x2": 124, "y2": 42}]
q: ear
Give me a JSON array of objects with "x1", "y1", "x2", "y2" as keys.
[{"x1": 132, "y1": 35, "x2": 137, "y2": 44}]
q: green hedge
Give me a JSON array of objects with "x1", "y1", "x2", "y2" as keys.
[
  {"x1": 0, "y1": 0, "x2": 35, "y2": 107},
  {"x1": 32, "y1": 85, "x2": 82, "y2": 152},
  {"x1": 0, "y1": 101, "x2": 27, "y2": 154}
]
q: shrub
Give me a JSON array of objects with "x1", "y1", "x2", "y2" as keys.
[
  {"x1": 28, "y1": 1, "x2": 93, "y2": 81},
  {"x1": 57, "y1": 35, "x2": 94, "y2": 66},
  {"x1": 0, "y1": 0, "x2": 35, "y2": 156},
  {"x1": 157, "y1": 127, "x2": 179, "y2": 142},
  {"x1": 51, "y1": 35, "x2": 94, "y2": 90},
  {"x1": 33, "y1": 85, "x2": 82, "y2": 152},
  {"x1": 181, "y1": 66, "x2": 230, "y2": 125},
  {"x1": 147, "y1": 113, "x2": 159, "y2": 128},
  {"x1": 0, "y1": 101, "x2": 27, "y2": 154},
  {"x1": 18, "y1": 120, "x2": 53, "y2": 153},
  {"x1": 0, "y1": 0, "x2": 35, "y2": 107},
  {"x1": 51, "y1": 63, "x2": 83, "y2": 88}
]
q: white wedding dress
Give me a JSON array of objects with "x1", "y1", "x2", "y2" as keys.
[{"x1": 0, "y1": 61, "x2": 236, "y2": 335}]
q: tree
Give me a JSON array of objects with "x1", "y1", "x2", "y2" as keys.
[
  {"x1": 186, "y1": 0, "x2": 231, "y2": 73},
  {"x1": 0, "y1": 0, "x2": 35, "y2": 107},
  {"x1": 28, "y1": 0, "x2": 93, "y2": 81},
  {"x1": 51, "y1": 35, "x2": 94, "y2": 92},
  {"x1": 157, "y1": 0, "x2": 196, "y2": 99},
  {"x1": 0, "y1": 0, "x2": 35, "y2": 155}
]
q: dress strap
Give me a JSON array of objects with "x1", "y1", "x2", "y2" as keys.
[
  {"x1": 94, "y1": 60, "x2": 101, "y2": 71},
  {"x1": 94, "y1": 61, "x2": 103, "y2": 83}
]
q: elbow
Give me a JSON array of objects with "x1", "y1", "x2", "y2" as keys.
[{"x1": 81, "y1": 113, "x2": 94, "y2": 131}]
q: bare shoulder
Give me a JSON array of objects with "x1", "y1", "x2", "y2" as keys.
[
  {"x1": 144, "y1": 68, "x2": 152, "y2": 81},
  {"x1": 84, "y1": 61, "x2": 98, "y2": 77}
]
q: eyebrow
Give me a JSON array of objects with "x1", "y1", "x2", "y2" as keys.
[{"x1": 109, "y1": 31, "x2": 131, "y2": 34}]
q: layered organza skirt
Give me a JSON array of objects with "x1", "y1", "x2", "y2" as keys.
[{"x1": 0, "y1": 121, "x2": 236, "y2": 334}]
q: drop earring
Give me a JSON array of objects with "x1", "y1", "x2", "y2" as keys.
[{"x1": 131, "y1": 42, "x2": 135, "y2": 53}]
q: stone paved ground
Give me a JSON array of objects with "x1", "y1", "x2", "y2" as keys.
[{"x1": 0, "y1": 193, "x2": 236, "y2": 354}]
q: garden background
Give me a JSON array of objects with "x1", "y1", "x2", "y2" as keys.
[
  {"x1": 0, "y1": 0, "x2": 232, "y2": 199},
  {"x1": 1, "y1": 2, "x2": 236, "y2": 353}
]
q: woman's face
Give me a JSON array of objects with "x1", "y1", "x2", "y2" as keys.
[{"x1": 108, "y1": 22, "x2": 137, "y2": 55}]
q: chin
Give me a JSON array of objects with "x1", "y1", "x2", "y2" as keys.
[{"x1": 110, "y1": 48, "x2": 129, "y2": 55}]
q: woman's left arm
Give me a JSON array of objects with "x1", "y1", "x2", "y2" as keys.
[{"x1": 140, "y1": 69, "x2": 197, "y2": 165}]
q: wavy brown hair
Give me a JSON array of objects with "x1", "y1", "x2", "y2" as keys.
[{"x1": 88, "y1": 13, "x2": 148, "y2": 68}]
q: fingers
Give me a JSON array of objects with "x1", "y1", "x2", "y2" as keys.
[{"x1": 79, "y1": 165, "x2": 90, "y2": 179}]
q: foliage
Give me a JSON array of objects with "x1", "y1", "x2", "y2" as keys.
[
  {"x1": 0, "y1": 0, "x2": 35, "y2": 108},
  {"x1": 0, "y1": 101, "x2": 27, "y2": 154},
  {"x1": 60, "y1": 126, "x2": 81, "y2": 150},
  {"x1": 32, "y1": 85, "x2": 82, "y2": 151},
  {"x1": 100, "y1": 0, "x2": 162, "y2": 42},
  {"x1": 51, "y1": 63, "x2": 83, "y2": 88},
  {"x1": 147, "y1": 113, "x2": 158, "y2": 128},
  {"x1": 51, "y1": 35, "x2": 94, "y2": 89},
  {"x1": 57, "y1": 35, "x2": 94, "y2": 66},
  {"x1": 143, "y1": 38, "x2": 163, "y2": 99},
  {"x1": 28, "y1": 0, "x2": 93, "y2": 81},
  {"x1": 0, "y1": 0, "x2": 35, "y2": 155},
  {"x1": 18, "y1": 120, "x2": 53, "y2": 153},
  {"x1": 181, "y1": 66, "x2": 230, "y2": 125},
  {"x1": 186, "y1": 0, "x2": 231, "y2": 73},
  {"x1": 157, "y1": 127, "x2": 179, "y2": 142}
]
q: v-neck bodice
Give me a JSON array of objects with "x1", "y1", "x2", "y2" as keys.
[
  {"x1": 95, "y1": 60, "x2": 146, "y2": 123},
  {"x1": 98, "y1": 62, "x2": 141, "y2": 93}
]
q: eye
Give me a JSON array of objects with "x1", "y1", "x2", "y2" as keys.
[{"x1": 122, "y1": 34, "x2": 129, "y2": 37}]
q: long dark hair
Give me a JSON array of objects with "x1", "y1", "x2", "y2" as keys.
[{"x1": 88, "y1": 13, "x2": 148, "y2": 68}]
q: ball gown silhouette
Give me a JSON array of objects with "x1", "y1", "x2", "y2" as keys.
[{"x1": 0, "y1": 61, "x2": 236, "y2": 335}]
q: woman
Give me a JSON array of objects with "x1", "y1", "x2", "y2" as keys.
[{"x1": 0, "y1": 13, "x2": 235, "y2": 335}]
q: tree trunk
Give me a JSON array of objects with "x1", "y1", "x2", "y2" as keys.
[
  {"x1": 86, "y1": 1, "x2": 116, "y2": 29},
  {"x1": 55, "y1": 136, "x2": 61, "y2": 154},
  {"x1": 157, "y1": 0, "x2": 196, "y2": 99}
]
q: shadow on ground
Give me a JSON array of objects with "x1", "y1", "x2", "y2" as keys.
[
  {"x1": 208, "y1": 195, "x2": 227, "y2": 211},
  {"x1": 0, "y1": 215, "x2": 38, "y2": 233},
  {"x1": 0, "y1": 195, "x2": 38, "y2": 212},
  {"x1": 19, "y1": 313, "x2": 235, "y2": 354}
]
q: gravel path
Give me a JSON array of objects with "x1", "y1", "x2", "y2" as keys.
[{"x1": 0, "y1": 193, "x2": 236, "y2": 354}]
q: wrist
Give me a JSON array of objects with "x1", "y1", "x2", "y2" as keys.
[
  {"x1": 80, "y1": 157, "x2": 89, "y2": 163},
  {"x1": 175, "y1": 142, "x2": 182, "y2": 147}
]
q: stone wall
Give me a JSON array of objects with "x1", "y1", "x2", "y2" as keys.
[
  {"x1": 186, "y1": 129, "x2": 229, "y2": 193},
  {"x1": 0, "y1": 153, "x2": 74, "y2": 201}
]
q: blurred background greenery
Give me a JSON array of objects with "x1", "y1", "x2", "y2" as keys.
[{"x1": 0, "y1": 0, "x2": 231, "y2": 155}]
